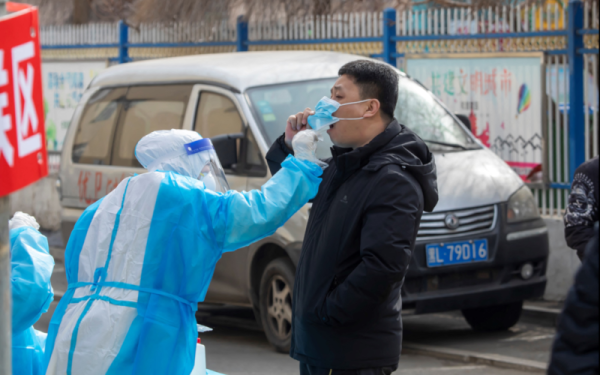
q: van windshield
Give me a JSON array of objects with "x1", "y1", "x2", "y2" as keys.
[{"x1": 247, "y1": 76, "x2": 478, "y2": 156}]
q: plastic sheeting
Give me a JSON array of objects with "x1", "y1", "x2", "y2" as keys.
[
  {"x1": 10, "y1": 226, "x2": 55, "y2": 375},
  {"x1": 44, "y1": 155, "x2": 322, "y2": 375}
]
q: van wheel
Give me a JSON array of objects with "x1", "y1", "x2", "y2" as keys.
[
  {"x1": 259, "y1": 258, "x2": 295, "y2": 353},
  {"x1": 462, "y1": 301, "x2": 523, "y2": 331}
]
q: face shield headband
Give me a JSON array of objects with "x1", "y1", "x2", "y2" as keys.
[{"x1": 184, "y1": 138, "x2": 231, "y2": 194}]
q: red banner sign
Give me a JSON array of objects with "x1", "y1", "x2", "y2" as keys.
[{"x1": 0, "y1": 6, "x2": 48, "y2": 197}]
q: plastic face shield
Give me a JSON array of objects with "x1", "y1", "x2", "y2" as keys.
[{"x1": 185, "y1": 138, "x2": 231, "y2": 193}]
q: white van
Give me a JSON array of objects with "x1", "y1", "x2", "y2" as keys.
[{"x1": 58, "y1": 51, "x2": 549, "y2": 352}]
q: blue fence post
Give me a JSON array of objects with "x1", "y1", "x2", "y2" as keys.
[
  {"x1": 237, "y1": 15, "x2": 248, "y2": 52},
  {"x1": 118, "y1": 20, "x2": 129, "y2": 64},
  {"x1": 382, "y1": 8, "x2": 397, "y2": 66},
  {"x1": 567, "y1": 0, "x2": 585, "y2": 181}
]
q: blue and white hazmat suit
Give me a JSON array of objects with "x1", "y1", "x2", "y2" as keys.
[
  {"x1": 44, "y1": 129, "x2": 323, "y2": 375},
  {"x1": 9, "y1": 212, "x2": 55, "y2": 375}
]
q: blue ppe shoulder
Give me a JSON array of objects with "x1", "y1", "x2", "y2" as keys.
[
  {"x1": 43, "y1": 198, "x2": 103, "y2": 371},
  {"x1": 64, "y1": 198, "x2": 104, "y2": 283},
  {"x1": 9, "y1": 226, "x2": 54, "y2": 334},
  {"x1": 12, "y1": 328, "x2": 47, "y2": 375},
  {"x1": 10, "y1": 226, "x2": 54, "y2": 375}
]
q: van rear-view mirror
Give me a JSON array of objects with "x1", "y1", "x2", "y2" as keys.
[
  {"x1": 455, "y1": 114, "x2": 472, "y2": 132},
  {"x1": 210, "y1": 133, "x2": 244, "y2": 169}
]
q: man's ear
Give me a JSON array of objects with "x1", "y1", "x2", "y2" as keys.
[{"x1": 362, "y1": 99, "x2": 381, "y2": 119}]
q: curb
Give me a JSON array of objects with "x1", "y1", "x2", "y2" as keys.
[
  {"x1": 403, "y1": 343, "x2": 548, "y2": 373},
  {"x1": 522, "y1": 304, "x2": 562, "y2": 327}
]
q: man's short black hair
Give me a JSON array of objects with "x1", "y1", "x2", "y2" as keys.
[{"x1": 338, "y1": 60, "x2": 398, "y2": 120}]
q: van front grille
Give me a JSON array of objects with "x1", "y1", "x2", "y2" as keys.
[{"x1": 417, "y1": 205, "x2": 496, "y2": 240}]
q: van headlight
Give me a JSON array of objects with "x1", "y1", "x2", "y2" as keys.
[{"x1": 507, "y1": 186, "x2": 540, "y2": 223}]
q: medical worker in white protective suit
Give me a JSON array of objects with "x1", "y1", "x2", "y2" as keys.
[
  {"x1": 9, "y1": 212, "x2": 55, "y2": 375},
  {"x1": 43, "y1": 129, "x2": 323, "y2": 375}
]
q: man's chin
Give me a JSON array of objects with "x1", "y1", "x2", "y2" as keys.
[
  {"x1": 330, "y1": 137, "x2": 349, "y2": 148},
  {"x1": 327, "y1": 127, "x2": 341, "y2": 145}
]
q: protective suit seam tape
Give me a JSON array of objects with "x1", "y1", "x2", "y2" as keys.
[
  {"x1": 70, "y1": 294, "x2": 137, "y2": 308},
  {"x1": 67, "y1": 281, "x2": 196, "y2": 310},
  {"x1": 99, "y1": 177, "x2": 132, "y2": 288},
  {"x1": 66, "y1": 299, "x2": 94, "y2": 375}
]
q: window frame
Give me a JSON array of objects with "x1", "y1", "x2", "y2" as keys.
[
  {"x1": 72, "y1": 83, "x2": 195, "y2": 168},
  {"x1": 191, "y1": 84, "x2": 267, "y2": 177}
]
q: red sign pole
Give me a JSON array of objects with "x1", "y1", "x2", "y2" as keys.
[{"x1": 0, "y1": 6, "x2": 48, "y2": 197}]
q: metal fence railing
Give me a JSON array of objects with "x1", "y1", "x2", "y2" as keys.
[
  {"x1": 40, "y1": 22, "x2": 119, "y2": 46},
  {"x1": 39, "y1": 1, "x2": 599, "y2": 218},
  {"x1": 47, "y1": 150, "x2": 61, "y2": 176},
  {"x1": 130, "y1": 21, "x2": 236, "y2": 44}
]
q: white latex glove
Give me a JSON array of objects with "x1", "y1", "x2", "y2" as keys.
[
  {"x1": 292, "y1": 130, "x2": 328, "y2": 170},
  {"x1": 9, "y1": 211, "x2": 40, "y2": 231}
]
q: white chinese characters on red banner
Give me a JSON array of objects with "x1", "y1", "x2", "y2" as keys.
[{"x1": 0, "y1": 6, "x2": 47, "y2": 197}]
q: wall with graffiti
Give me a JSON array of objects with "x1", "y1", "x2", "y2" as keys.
[
  {"x1": 407, "y1": 55, "x2": 543, "y2": 182},
  {"x1": 42, "y1": 61, "x2": 106, "y2": 150}
]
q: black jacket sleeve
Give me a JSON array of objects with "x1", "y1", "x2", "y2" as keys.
[
  {"x1": 321, "y1": 167, "x2": 423, "y2": 327},
  {"x1": 549, "y1": 224, "x2": 599, "y2": 375},
  {"x1": 266, "y1": 134, "x2": 294, "y2": 176}
]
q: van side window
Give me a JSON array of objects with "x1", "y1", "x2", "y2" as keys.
[
  {"x1": 194, "y1": 92, "x2": 243, "y2": 137},
  {"x1": 111, "y1": 85, "x2": 192, "y2": 167},
  {"x1": 72, "y1": 88, "x2": 126, "y2": 165},
  {"x1": 194, "y1": 91, "x2": 266, "y2": 177}
]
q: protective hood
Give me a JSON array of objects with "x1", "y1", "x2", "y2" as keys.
[{"x1": 135, "y1": 129, "x2": 207, "y2": 179}]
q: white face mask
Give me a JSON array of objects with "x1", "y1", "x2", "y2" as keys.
[{"x1": 200, "y1": 173, "x2": 217, "y2": 192}]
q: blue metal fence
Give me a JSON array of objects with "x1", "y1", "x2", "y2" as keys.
[{"x1": 39, "y1": 1, "x2": 599, "y2": 215}]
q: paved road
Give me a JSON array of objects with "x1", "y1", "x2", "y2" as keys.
[
  {"x1": 36, "y1": 300, "x2": 544, "y2": 375},
  {"x1": 37, "y1": 247, "x2": 553, "y2": 374},
  {"x1": 403, "y1": 312, "x2": 555, "y2": 364}
]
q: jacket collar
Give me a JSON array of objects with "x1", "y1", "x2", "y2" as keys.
[{"x1": 331, "y1": 120, "x2": 401, "y2": 176}]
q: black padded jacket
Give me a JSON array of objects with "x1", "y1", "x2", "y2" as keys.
[{"x1": 266, "y1": 120, "x2": 438, "y2": 369}]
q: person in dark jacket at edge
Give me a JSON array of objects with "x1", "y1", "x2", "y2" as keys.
[
  {"x1": 548, "y1": 222, "x2": 598, "y2": 375},
  {"x1": 266, "y1": 60, "x2": 438, "y2": 375},
  {"x1": 564, "y1": 156, "x2": 598, "y2": 260}
]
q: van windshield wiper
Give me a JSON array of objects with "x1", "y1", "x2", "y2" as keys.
[{"x1": 423, "y1": 139, "x2": 469, "y2": 150}]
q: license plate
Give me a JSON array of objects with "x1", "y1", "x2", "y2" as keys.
[{"x1": 426, "y1": 239, "x2": 488, "y2": 268}]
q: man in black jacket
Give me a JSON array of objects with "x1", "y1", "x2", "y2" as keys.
[
  {"x1": 266, "y1": 60, "x2": 438, "y2": 374},
  {"x1": 548, "y1": 222, "x2": 599, "y2": 375}
]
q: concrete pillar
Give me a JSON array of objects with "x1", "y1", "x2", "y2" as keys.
[{"x1": 0, "y1": 196, "x2": 12, "y2": 375}]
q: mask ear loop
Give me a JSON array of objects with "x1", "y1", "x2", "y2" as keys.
[
  {"x1": 338, "y1": 98, "x2": 372, "y2": 107},
  {"x1": 334, "y1": 99, "x2": 374, "y2": 121}
]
